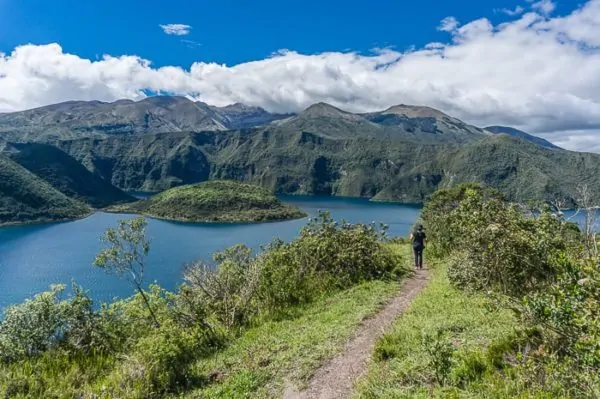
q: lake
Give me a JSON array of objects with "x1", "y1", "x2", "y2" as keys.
[{"x1": 0, "y1": 196, "x2": 421, "y2": 310}]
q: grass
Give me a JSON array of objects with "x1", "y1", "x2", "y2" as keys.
[
  {"x1": 354, "y1": 254, "x2": 519, "y2": 399},
  {"x1": 181, "y1": 278, "x2": 402, "y2": 398},
  {"x1": 0, "y1": 244, "x2": 408, "y2": 399}
]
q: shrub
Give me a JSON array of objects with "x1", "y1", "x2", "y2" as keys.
[
  {"x1": 180, "y1": 211, "x2": 402, "y2": 327},
  {"x1": 182, "y1": 244, "x2": 262, "y2": 331},
  {"x1": 424, "y1": 185, "x2": 577, "y2": 296},
  {"x1": 0, "y1": 284, "x2": 111, "y2": 362},
  {"x1": 107, "y1": 320, "x2": 211, "y2": 397},
  {"x1": 256, "y1": 212, "x2": 401, "y2": 314}
]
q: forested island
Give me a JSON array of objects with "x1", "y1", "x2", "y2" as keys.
[{"x1": 106, "y1": 180, "x2": 306, "y2": 223}]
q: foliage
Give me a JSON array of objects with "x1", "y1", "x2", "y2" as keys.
[
  {"x1": 413, "y1": 184, "x2": 599, "y2": 397},
  {"x1": 0, "y1": 214, "x2": 405, "y2": 397},
  {"x1": 0, "y1": 284, "x2": 110, "y2": 363},
  {"x1": 423, "y1": 184, "x2": 578, "y2": 296},
  {"x1": 255, "y1": 212, "x2": 401, "y2": 314},
  {"x1": 422, "y1": 329, "x2": 455, "y2": 386},
  {"x1": 182, "y1": 244, "x2": 262, "y2": 331},
  {"x1": 94, "y1": 216, "x2": 159, "y2": 327},
  {"x1": 0, "y1": 153, "x2": 89, "y2": 225}
]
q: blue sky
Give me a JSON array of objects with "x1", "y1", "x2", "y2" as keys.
[
  {"x1": 0, "y1": 0, "x2": 582, "y2": 66},
  {"x1": 1, "y1": 0, "x2": 600, "y2": 151}
]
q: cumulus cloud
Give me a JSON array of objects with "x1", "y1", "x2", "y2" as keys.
[
  {"x1": 496, "y1": 5, "x2": 525, "y2": 16},
  {"x1": 437, "y1": 16, "x2": 460, "y2": 32},
  {"x1": 159, "y1": 23, "x2": 192, "y2": 36},
  {"x1": 3, "y1": 1, "x2": 600, "y2": 151},
  {"x1": 531, "y1": 0, "x2": 556, "y2": 15}
]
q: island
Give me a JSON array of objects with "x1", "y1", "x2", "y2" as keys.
[{"x1": 105, "y1": 180, "x2": 307, "y2": 223}]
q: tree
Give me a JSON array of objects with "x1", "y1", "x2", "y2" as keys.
[
  {"x1": 93, "y1": 216, "x2": 159, "y2": 327},
  {"x1": 576, "y1": 184, "x2": 599, "y2": 258}
]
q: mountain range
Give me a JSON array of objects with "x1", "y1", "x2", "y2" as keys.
[{"x1": 0, "y1": 96, "x2": 597, "y2": 224}]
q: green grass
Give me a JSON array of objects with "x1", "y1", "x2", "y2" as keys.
[
  {"x1": 180, "y1": 278, "x2": 402, "y2": 398},
  {"x1": 0, "y1": 244, "x2": 407, "y2": 399},
  {"x1": 354, "y1": 255, "x2": 519, "y2": 399}
]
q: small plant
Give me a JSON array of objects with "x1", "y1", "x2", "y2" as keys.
[
  {"x1": 94, "y1": 216, "x2": 160, "y2": 327},
  {"x1": 422, "y1": 329, "x2": 455, "y2": 386}
]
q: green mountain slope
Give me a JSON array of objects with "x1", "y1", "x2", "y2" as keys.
[
  {"x1": 0, "y1": 155, "x2": 90, "y2": 225},
  {"x1": 54, "y1": 128, "x2": 600, "y2": 205},
  {"x1": 3, "y1": 97, "x2": 598, "y2": 205},
  {"x1": 484, "y1": 125, "x2": 560, "y2": 150},
  {"x1": 110, "y1": 180, "x2": 306, "y2": 223},
  {"x1": 5, "y1": 143, "x2": 136, "y2": 208}
]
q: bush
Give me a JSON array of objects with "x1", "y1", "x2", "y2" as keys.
[
  {"x1": 0, "y1": 284, "x2": 112, "y2": 362},
  {"x1": 107, "y1": 320, "x2": 211, "y2": 398},
  {"x1": 182, "y1": 244, "x2": 262, "y2": 331},
  {"x1": 423, "y1": 185, "x2": 577, "y2": 296},
  {"x1": 256, "y1": 212, "x2": 401, "y2": 314},
  {"x1": 181, "y1": 211, "x2": 403, "y2": 327}
]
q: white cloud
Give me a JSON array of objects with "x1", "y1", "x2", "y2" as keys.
[
  {"x1": 181, "y1": 39, "x2": 202, "y2": 48},
  {"x1": 159, "y1": 23, "x2": 192, "y2": 36},
  {"x1": 438, "y1": 16, "x2": 460, "y2": 32},
  {"x1": 3, "y1": 2, "x2": 600, "y2": 151},
  {"x1": 497, "y1": 5, "x2": 525, "y2": 16},
  {"x1": 531, "y1": 0, "x2": 556, "y2": 15}
]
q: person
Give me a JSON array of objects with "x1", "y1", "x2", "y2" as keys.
[{"x1": 409, "y1": 224, "x2": 426, "y2": 269}]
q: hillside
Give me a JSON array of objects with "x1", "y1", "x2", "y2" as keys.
[
  {"x1": 54, "y1": 127, "x2": 600, "y2": 205},
  {"x1": 0, "y1": 97, "x2": 289, "y2": 142},
  {"x1": 484, "y1": 125, "x2": 560, "y2": 149},
  {"x1": 2, "y1": 96, "x2": 599, "y2": 205},
  {"x1": 108, "y1": 180, "x2": 306, "y2": 223},
  {"x1": 0, "y1": 155, "x2": 90, "y2": 225},
  {"x1": 4, "y1": 143, "x2": 136, "y2": 208}
]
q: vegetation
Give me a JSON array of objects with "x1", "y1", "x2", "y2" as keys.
[
  {"x1": 0, "y1": 154, "x2": 90, "y2": 225},
  {"x1": 355, "y1": 263, "x2": 516, "y2": 398},
  {"x1": 0, "y1": 212, "x2": 406, "y2": 398},
  {"x1": 53, "y1": 119, "x2": 600, "y2": 205},
  {"x1": 359, "y1": 184, "x2": 600, "y2": 398},
  {"x1": 7, "y1": 142, "x2": 135, "y2": 208},
  {"x1": 107, "y1": 180, "x2": 306, "y2": 223},
  {"x1": 0, "y1": 95, "x2": 593, "y2": 204}
]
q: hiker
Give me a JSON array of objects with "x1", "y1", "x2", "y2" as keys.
[{"x1": 409, "y1": 224, "x2": 426, "y2": 269}]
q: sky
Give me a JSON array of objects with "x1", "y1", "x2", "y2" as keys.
[{"x1": 1, "y1": 0, "x2": 599, "y2": 151}]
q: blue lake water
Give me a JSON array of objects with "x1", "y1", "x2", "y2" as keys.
[{"x1": 0, "y1": 196, "x2": 421, "y2": 310}]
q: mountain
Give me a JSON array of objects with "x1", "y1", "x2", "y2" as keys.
[
  {"x1": 0, "y1": 154, "x2": 90, "y2": 225},
  {"x1": 484, "y1": 126, "x2": 561, "y2": 150},
  {"x1": 0, "y1": 97, "x2": 228, "y2": 142},
  {"x1": 54, "y1": 127, "x2": 600, "y2": 206},
  {"x1": 0, "y1": 97, "x2": 290, "y2": 142},
  {"x1": 362, "y1": 104, "x2": 488, "y2": 143},
  {"x1": 3, "y1": 96, "x2": 599, "y2": 206},
  {"x1": 209, "y1": 102, "x2": 292, "y2": 129},
  {"x1": 4, "y1": 143, "x2": 136, "y2": 208}
]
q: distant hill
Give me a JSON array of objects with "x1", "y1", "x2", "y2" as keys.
[
  {"x1": 0, "y1": 154, "x2": 90, "y2": 225},
  {"x1": 108, "y1": 180, "x2": 307, "y2": 223},
  {"x1": 54, "y1": 127, "x2": 600, "y2": 206},
  {"x1": 209, "y1": 102, "x2": 292, "y2": 129},
  {"x1": 5, "y1": 143, "x2": 136, "y2": 208},
  {"x1": 484, "y1": 126, "x2": 560, "y2": 150},
  {"x1": 3, "y1": 96, "x2": 598, "y2": 206},
  {"x1": 0, "y1": 97, "x2": 291, "y2": 142}
]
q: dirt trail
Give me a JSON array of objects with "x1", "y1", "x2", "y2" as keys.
[{"x1": 283, "y1": 268, "x2": 430, "y2": 399}]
